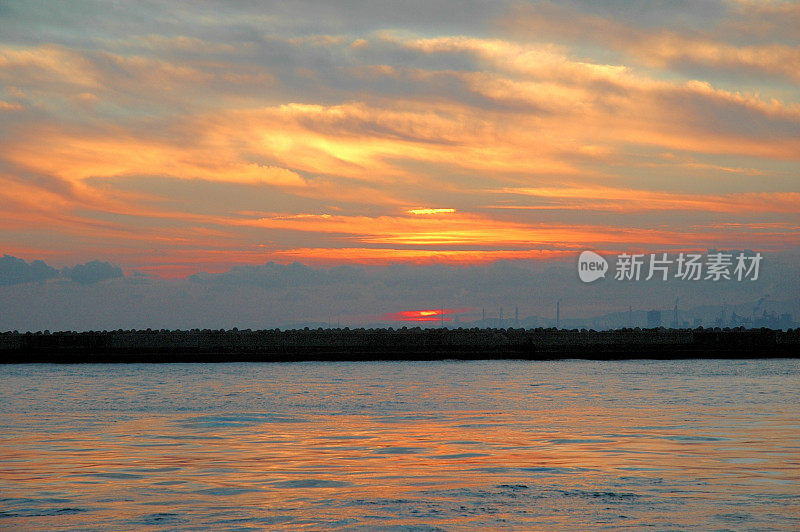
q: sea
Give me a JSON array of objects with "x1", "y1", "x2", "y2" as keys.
[{"x1": 1, "y1": 360, "x2": 798, "y2": 530}]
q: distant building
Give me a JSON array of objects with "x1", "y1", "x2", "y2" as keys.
[{"x1": 647, "y1": 310, "x2": 662, "y2": 328}]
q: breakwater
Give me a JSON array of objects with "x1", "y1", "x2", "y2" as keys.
[{"x1": 1, "y1": 327, "x2": 798, "y2": 362}]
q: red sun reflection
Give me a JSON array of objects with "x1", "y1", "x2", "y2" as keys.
[{"x1": 381, "y1": 308, "x2": 475, "y2": 322}]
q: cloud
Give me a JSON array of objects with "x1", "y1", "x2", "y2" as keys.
[
  {"x1": 0, "y1": 255, "x2": 59, "y2": 286},
  {"x1": 62, "y1": 260, "x2": 124, "y2": 284},
  {"x1": 0, "y1": 100, "x2": 23, "y2": 111},
  {"x1": 490, "y1": 187, "x2": 800, "y2": 214},
  {"x1": 0, "y1": 2, "x2": 798, "y2": 279},
  {"x1": 501, "y1": 2, "x2": 800, "y2": 84},
  {"x1": 719, "y1": 0, "x2": 800, "y2": 42},
  {"x1": 189, "y1": 261, "x2": 367, "y2": 288},
  {"x1": 407, "y1": 208, "x2": 456, "y2": 215}
]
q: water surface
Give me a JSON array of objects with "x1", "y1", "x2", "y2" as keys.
[{"x1": 1, "y1": 360, "x2": 798, "y2": 530}]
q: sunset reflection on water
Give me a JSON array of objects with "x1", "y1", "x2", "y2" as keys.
[{"x1": 1, "y1": 360, "x2": 798, "y2": 530}]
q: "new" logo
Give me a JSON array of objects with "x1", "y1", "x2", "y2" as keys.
[{"x1": 578, "y1": 251, "x2": 608, "y2": 283}]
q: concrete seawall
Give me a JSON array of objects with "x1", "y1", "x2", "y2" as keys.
[{"x1": 1, "y1": 327, "x2": 798, "y2": 362}]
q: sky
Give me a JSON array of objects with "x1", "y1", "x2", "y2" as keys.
[{"x1": 1, "y1": 1, "x2": 799, "y2": 329}]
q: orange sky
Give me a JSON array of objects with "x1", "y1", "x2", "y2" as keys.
[{"x1": 1, "y1": 1, "x2": 799, "y2": 276}]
